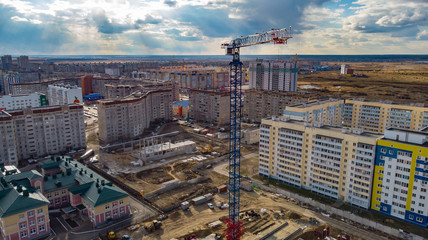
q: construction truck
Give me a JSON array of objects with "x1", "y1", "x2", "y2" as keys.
[{"x1": 144, "y1": 220, "x2": 162, "y2": 233}]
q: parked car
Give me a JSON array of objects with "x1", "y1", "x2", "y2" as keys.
[
  {"x1": 28, "y1": 159, "x2": 38, "y2": 164},
  {"x1": 208, "y1": 203, "x2": 214, "y2": 209}
]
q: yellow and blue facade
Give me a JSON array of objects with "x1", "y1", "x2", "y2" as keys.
[{"x1": 371, "y1": 128, "x2": 428, "y2": 227}]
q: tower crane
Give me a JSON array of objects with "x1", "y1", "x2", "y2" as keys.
[{"x1": 221, "y1": 27, "x2": 292, "y2": 240}]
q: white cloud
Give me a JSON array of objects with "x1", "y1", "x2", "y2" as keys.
[{"x1": 11, "y1": 16, "x2": 28, "y2": 22}]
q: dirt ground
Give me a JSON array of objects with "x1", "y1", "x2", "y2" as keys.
[
  {"x1": 299, "y1": 62, "x2": 428, "y2": 104},
  {"x1": 119, "y1": 189, "x2": 364, "y2": 240}
]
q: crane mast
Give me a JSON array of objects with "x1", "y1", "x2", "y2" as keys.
[{"x1": 222, "y1": 27, "x2": 292, "y2": 240}]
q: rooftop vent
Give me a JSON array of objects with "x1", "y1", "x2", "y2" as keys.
[
  {"x1": 97, "y1": 188, "x2": 102, "y2": 193},
  {"x1": 55, "y1": 181, "x2": 62, "y2": 187},
  {"x1": 17, "y1": 185, "x2": 22, "y2": 192},
  {"x1": 23, "y1": 190, "x2": 29, "y2": 197}
]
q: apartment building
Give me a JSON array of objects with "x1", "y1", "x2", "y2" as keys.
[
  {"x1": 259, "y1": 118, "x2": 381, "y2": 209},
  {"x1": 189, "y1": 89, "x2": 230, "y2": 125},
  {"x1": 343, "y1": 99, "x2": 428, "y2": 133},
  {"x1": 48, "y1": 84, "x2": 83, "y2": 105},
  {"x1": 371, "y1": 128, "x2": 428, "y2": 227},
  {"x1": 0, "y1": 93, "x2": 48, "y2": 111},
  {"x1": 248, "y1": 59, "x2": 298, "y2": 92},
  {"x1": 0, "y1": 105, "x2": 86, "y2": 165},
  {"x1": 40, "y1": 156, "x2": 131, "y2": 226},
  {"x1": 243, "y1": 90, "x2": 314, "y2": 123},
  {"x1": 0, "y1": 166, "x2": 51, "y2": 240},
  {"x1": 97, "y1": 89, "x2": 172, "y2": 144},
  {"x1": 283, "y1": 99, "x2": 344, "y2": 127}
]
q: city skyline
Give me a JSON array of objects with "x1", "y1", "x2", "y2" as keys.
[{"x1": 0, "y1": 0, "x2": 427, "y2": 55}]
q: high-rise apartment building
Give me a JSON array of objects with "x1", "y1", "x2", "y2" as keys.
[
  {"x1": 81, "y1": 75, "x2": 93, "y2": 96},
  {"x1": 0, "y1": 105, "x2": 86, "y2": 165},
  {"x1": 249, "y1": 59, "x2": 298, "y2": 92},
  {"x1": 97, "y1": 89, "x2": 172, "y2": 144},
  {"x1": 371, "y1": 128, "x2": 428, "y2": 227},
  {"x1": 48, "y1": 84, "x2": 83, "y2": 105},
  {"x1": 259, "y1": 118, "x2": 381, "y2": 208},
  {"x1": 3, "y1": 72, "x2": 20, "y2": 94},
  {"x1": 189, "y1": 89, "x2": 230, "y2": 125},
  {"x1": 1, "y1": 55, "x2": 13, "y2": 71},
  {"x1": 283, "y1": 99, "x2": 344, "y2": 127},
  {"x1": 243, "y1": 90, "x2": 314, "y2": 123},
  {"x1": 17, "y1": 55, "x2": 29, "y2": 71},
  {"x1": 343, "y1": 99, "x2": 428, "y2": 133}
]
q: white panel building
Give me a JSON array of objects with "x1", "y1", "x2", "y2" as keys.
[
  {"x1": 249, "y1": 60, "x2": 298, "y2": 92},
  {"x1": 48, "y1": 85, "x2": 83, "y2": 106},
  {"x1": 0, "y1": 93, "x2": 47, "y2": 110}
]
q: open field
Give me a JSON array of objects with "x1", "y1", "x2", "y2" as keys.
[{"x1": 299, "y1": 62, "x2": 428, "y2": 103}]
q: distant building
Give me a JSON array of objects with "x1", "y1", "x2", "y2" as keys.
[
  {"x1": 0, "y1": 93, "x2": 48, "y2": 111},
  {"x1": 241, "y1": 127, "x2": 259, "y2": 145},
  {"x1": 48, "y1": 84, "x2": 83, "y2": 105},
  {"x1": 3, "y1": 72, "x2": 20, "y2": 94},
  {"x1": 242, "y1": 90, "x2": 314, "y2": 123},
  {"x1": 283, "y1": 99, "x2": 344, "y2": 127},
  {"x1": 0, "y1": 105, "x2": 86, "y2": 165},
  {"x1": 81, "y1": 75, "x2": 93, "y2": 96},
  {"x1": 248, "y1": 59, "x2": 298, "y2": 92},
  {"x1": 17, "y1": 55, "x2": 29, "y2": 71},
  {"x1": 1, "y1": 55, "x2": 13, "y2": 71},
  {"x1": 260, "y1": 118, "x2": 381, "y2": 209},
  {"x1": 105, "y1": 67, "x2": 120, "y2": 77},
  {"x1": 340, "y1": 64, "x2": 353, "y2": 76},
  {"x1": 371, "y1": 128, "x2": 428, "y2": 227},
  {"x1": 97, "y1": 89, "x2": 172, "y2": 144},
  {"x1": 189, "y1": 89, "x2": 230, "y2": 125},
  {"x1": 172, "y1": 100, "x2": 189, "y2": 119}
]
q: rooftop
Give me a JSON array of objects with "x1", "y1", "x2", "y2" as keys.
[
  {"x1": 263, "y1": 117, "x2": 383, "y2": 139},
  {"x1": 286, "y1": 98, "x2": 343, "y2": 109},
  {"x1": 40, "y1": 156, "x2": 129, "y2": 207}
]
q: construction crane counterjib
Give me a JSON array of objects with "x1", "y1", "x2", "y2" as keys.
[{"x1": 221, "y1": 27, "x2": 292, "y2": 54}]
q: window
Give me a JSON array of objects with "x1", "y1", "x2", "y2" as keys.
[
  {"x1": 21, "y1": 232, "x2": 27, "y2": 237},
  {"x1": 105, "y1": 205, "x2": 110, "y2": 210},
  {"x1": 55, "y1": 199, "x2": 60, "y2": 204},
  {"x1": 30, "y1": 228, "x2": 36, "y2": 235},
  {"x1": 120, "y1": 207, "x2": 124, "y2": 213},
  {"x1": 19, "y1": 214, "x2": 25, "y2": 219},
  {"x1": 39, "y1": 225, "x2": 45, "y2": 231},
  {"x1": 37, "y1": 208, "x2": 43, "y2": 214},
  {"x1": 20, "y1": 223, "x2": 26, "y2": 229},
  {"x1": 383, "y1": 207, "x2": 387, "y2": 211},
  {"x1": 47, "y1": 193, "x2": 51, "y2": 199},
  {"x1": 416, "y1": 217, "x2": 423, "y2": 223},
  {"x1": 28, "y1": 211, "x2": 34, "y2": 217},
  {"x1": 39, "y1": 217, "x2": 44, "y2": 223},
  {"x1": 120, "y1": 200, "x2": 124, "y2": 205},
  {"x1": 106, "y1": 212, "x2": 111, "y2": 218},
  {"x1": 113, "y1": 202, "x2": 117, "y2": 207},
  {"x1": 114, "y1": 209, "x2": 118, "y2": 215},
  {"x1": 30, "y1": 220, "x2": 35, "y2": 226},
  {"x1": 55, "y1": 192, "x2": 59, "y2": 196},
  {"x1": 62, "y1": 190, "x2": 66, "y2": 195},
  {"x1": 62, "y1": 196, "x2": 67, "y2": 202}
]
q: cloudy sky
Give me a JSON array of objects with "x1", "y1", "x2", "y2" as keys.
[{"x1": 0, "y1": 0, "x2": 427, "y2": 55}]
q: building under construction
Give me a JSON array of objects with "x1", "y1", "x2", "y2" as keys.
[{"x1": 249, "y1": 59, "x2": 298, "y2": 92}]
